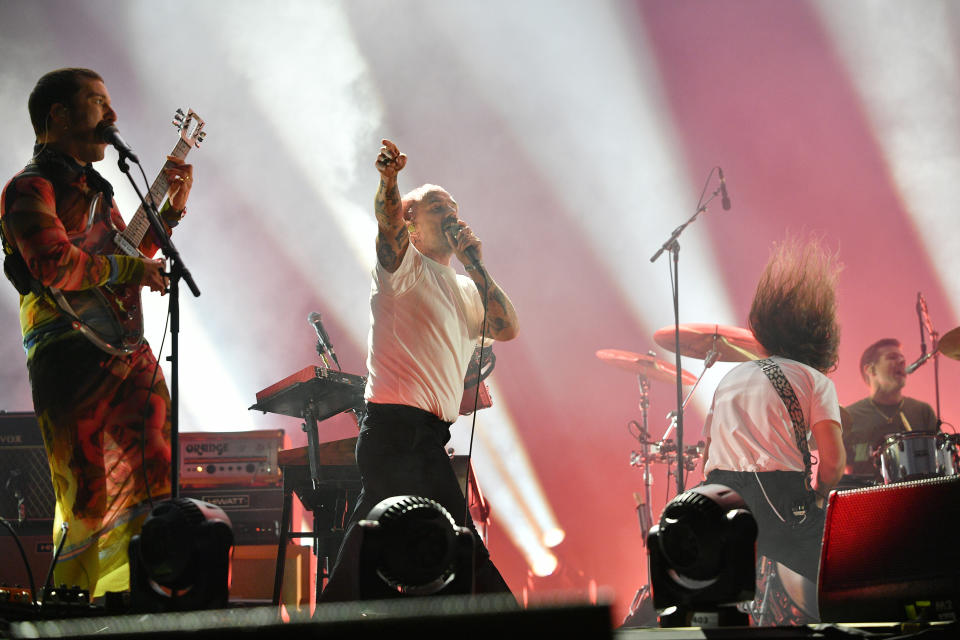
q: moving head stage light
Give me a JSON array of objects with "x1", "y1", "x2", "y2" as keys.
[
  {"x1": 647, "y1": 484, "x2": 757, "y2": 627},
  {"x1": 129, "y1": 498, "x2": 233, "y2": 612}
]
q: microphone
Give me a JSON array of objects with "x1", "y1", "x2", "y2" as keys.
[
  {"x1": 96, "y1": 122, "x2": 139, "y2": 162},
  {"x1": 307, "y1": 311, "x2": 340, "y2": 369},
  {"x1": 442, "y1": 217, "x2": 481, "y2": 267},
  {"x1": 906, "y1": 351, "x2": 935, "y2": 374},
  {"x1": 718, "y1": 167, "x2": 731, "y2": 211}
]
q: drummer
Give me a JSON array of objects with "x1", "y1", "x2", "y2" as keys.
[{"x1": 843, "y1": 338, "x2": 939, "y2": 479}]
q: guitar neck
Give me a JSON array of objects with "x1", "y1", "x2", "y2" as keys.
[{"x1": 119, "y1": 137, "x2": 193, "y2": 252}]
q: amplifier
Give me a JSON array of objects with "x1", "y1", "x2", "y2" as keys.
[
  {"x1": 0, "y1": 412, "x2": 54, "y2": 522},
  {"x1": 179, "y1": 485, "x2": 283, "y2": 546},
  {"x1": 180, "y1": 430, "x2": 287, "y2": 488},
  {"x1": 0, "y1": 525, "x2": 54, "y2": 594}
]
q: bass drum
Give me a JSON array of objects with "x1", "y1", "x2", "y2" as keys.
[{"x1": 875, "y1": 431, "x2": 958, "y2": 484}]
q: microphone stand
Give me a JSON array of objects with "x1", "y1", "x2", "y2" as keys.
[
  {"x1": 650, "y1": 171, "x2": 723, "y2": 496},
  {"x1": 117, "y1": 153, "x2": 201, "y2": 500},
  {"x1": 917, "y1": 293, "x2": 943, "y2": 425}
]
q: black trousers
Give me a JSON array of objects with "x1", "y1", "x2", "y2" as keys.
[
  {"x1": 319, "y1": 402, "x2": 512, "y2": 601},
  {"x1": 706, "y1": 470, "x2": 826, "y2": 581}
]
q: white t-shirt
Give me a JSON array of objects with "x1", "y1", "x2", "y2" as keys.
[
  {"x1": 703, "y1": 357, "x2": 840, "y2": 474},
  {"x1": 364, "y1": 243, "x2": 484, "y2": 422}
]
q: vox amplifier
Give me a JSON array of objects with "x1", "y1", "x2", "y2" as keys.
[{"x1": 0, "y1": 412, "x2": 54, "y2": 522}]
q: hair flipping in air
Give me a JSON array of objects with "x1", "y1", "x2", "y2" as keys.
[{"x1": 748, "y1": 237, "x2": 842, "y2": 373}]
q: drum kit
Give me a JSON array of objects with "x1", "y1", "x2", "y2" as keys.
[
  {"x1": 596, "y1": 323, "x2": 766, "y2": 503},
  {"x1": 601, "y1": 323, "x2": 765, "y2": 627},
  {"x1": 870, "y1": 325, "x2": 960, "y2": 486}
]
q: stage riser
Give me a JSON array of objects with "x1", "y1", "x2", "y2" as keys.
[{"x1": 6, "y1": 598, "x2": 612, "y2": 638}]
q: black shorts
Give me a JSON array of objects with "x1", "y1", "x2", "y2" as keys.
[{"x1": 705, "y1": 470, "x2": 826, "y2": 581}]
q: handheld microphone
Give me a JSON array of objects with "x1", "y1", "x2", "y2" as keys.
[
  {"x1": 718, "y1": 167, "x2": 731, "y2": 211},
  {"x1": 96, "y1": 122, "x2": 139, "y2": 162},
  {"x1": 442, "y1": 217, "x2": 481, "y2": 267},
  {"x1": 307, "y1": 311, "x2": 340, "y2": 369}
]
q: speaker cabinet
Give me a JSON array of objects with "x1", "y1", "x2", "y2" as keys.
[
  {"x1": 0, "y1": 412, "x2": 54, "y2": 522},
  {"x1": 230, "y1": 543, "x2": 311, "y2": 609},
  {"x1": 818, "y1": 475, "x2": 960, "y2": 622},
  {"x1": 0, "y1": 524, "x2": 53, "y2": 595}
]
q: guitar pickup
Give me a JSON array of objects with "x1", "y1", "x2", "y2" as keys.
[{"x1": 113, "y1": 231, "x2": 139, "y2": 257}]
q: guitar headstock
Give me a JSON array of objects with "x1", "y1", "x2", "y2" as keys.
[{"x1": 172, "y1": 108, "x2": 207, "y2": 148}]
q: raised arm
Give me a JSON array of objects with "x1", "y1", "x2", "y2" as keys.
[{"x1": 374, "y1": 139, "x2": 408, "y2": 273}]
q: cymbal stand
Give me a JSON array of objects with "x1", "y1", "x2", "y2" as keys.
[
  {"x1": 624, "y1": 374, "x2": 655, "y2": 625},
  {"x1": 636, "y1": 374, "x2": 653, "y2": 534},
  {"x1": 932, "y1": 329, "x2": 942, "y2": 423}
]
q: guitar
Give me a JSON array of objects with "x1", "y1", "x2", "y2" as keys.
[{"x1": 49, "y1": 109, "x2": 207, "y2": 356}]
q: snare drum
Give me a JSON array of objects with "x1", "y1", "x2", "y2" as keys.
[{"x1": 875, "y1": 431, "x2": 958, "y2": 484}]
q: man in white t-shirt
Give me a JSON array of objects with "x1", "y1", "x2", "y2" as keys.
[
  {"x1": 701, "y1": 239, "x2": 845, "y2": 624},
  {"x1": 320, "y1": 139, "x2": 520, "y2": 601}
]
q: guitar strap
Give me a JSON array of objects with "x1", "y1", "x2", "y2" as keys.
[{"x1": 754, "y1": 358, "x2": 814, "y2": 491}]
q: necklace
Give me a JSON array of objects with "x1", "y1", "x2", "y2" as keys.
[{"x1": 870, "y1": 398, "x2": 904, "y2": 423}]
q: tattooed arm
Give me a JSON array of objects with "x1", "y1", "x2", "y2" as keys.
[
  {"x1": 468, "y1": 264, "x2": 520, "y2": 341},
  {"x1": 373, "y1": 139, "x2": 408, "y2": 273},
  {"x1": 445, "y1": 219, "x2": 520, "y2": 341}
]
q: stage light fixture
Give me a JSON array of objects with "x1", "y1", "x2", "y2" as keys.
[
  {"x1": 129, "y1": 498, "x2": 233, "y2": 612},
  {"x1": 647, "y1": 484, "x2": 756, "y2": 627},
  {"x1": 358, "y1": 495, "x2": 475, "y2": 599}
]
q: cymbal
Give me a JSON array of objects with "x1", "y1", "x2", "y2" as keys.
[
  {"x1": 653, "y1": 323, "x2": 766, "y2": 362},
  {"x1": 939, "y1": 326, "x2": 960, "y2": 360},
  {"x1": 596, "y1": 349, "x2": 698, "y2": 385}
]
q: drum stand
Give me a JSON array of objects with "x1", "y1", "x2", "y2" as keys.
[
  {"x1": 622, "y1": 365, "x2": 710, "y2": 627},
  {"x1": 622, "y1": 375, "x2": 658, "y2": 627}
]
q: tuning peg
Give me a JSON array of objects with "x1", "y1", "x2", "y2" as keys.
[{"x1": 195, "y1": 131, "x2": 207, "y2": 147}]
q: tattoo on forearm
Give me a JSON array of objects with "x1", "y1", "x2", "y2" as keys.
[
  {"x1": 375, "y1": 179, "x2": 402, "y2": 224},
  {"x1": 376, "y1": 230, "x2": 399, "y2": 270},
  {"x1": 374, "y1": 179, "x2": 407, "y2": 270},
  {"x1": 479, "y1": 282, "x2": 516, "y2": 338}
]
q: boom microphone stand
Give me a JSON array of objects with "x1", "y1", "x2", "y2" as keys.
[
  {"x1": 117, "y1": 153, "x2": 201, "y2": 499},
  {"x1": 649, "y1": 169, "x2": 725, "y2": 495}
]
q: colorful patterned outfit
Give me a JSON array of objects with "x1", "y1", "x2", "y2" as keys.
[{"x1": 1, "y1": 146, "x2": 181, "y2": 597}]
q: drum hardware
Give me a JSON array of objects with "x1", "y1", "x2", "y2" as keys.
[
  {"x1": 937, "y1": 326, "x2": 960, "y2": 361},
  {"x1": 596, "y1": 347, "x2": 705, "y2": 626},
  {"x1": 873, "y1": 431, "x2": 960, "y2": 484},
  {"x1": 652, "y1": 323, "x2": 766, "y2": 363}
]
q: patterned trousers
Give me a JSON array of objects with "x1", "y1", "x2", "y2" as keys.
[{"x1": 28, "y1": 333, "x2": 171, "y2": 597}]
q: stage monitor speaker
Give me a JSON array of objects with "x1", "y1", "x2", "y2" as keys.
[
  {"x1": 5, "y1": 595, "x2": 611, "y2": 639},
  {"x1": 818, "y1": 475, "x2": 960, "y2": 622},
  {"x1": 0, "y1": 412, "x2": 55, "y2": 522}
]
